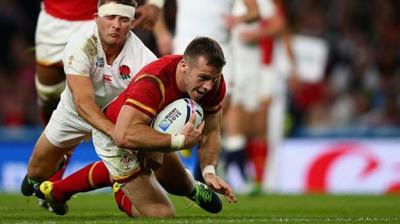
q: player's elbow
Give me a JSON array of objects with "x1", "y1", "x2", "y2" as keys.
[
  {"x1": 113, "y1": 130, "x2": 141, "y2": 149},
  {"x1": 74, "y1": 98, "x2": 91, "y2": 118}
]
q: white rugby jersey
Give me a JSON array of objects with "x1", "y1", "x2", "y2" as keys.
[
  {"x1": 60, "y1": 23, "x2": 157, "y2": 114},
  {"x1": 174, "y1": 0, "x2": 234, "y2": 53}
]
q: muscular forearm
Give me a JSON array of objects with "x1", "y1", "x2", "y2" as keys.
[
  {"x1": 114, "y1": 105, "x2": 203, "y2": 153},
  {"x1": 67, "y1": 75, "x2": 114, "y2": 136},
  {"x1": 113, "y1": 106, "x2": 179, "y2": 152},
  {"x1": 197, "y1": 129, "x2": 222, "y2": 170},
  {"x1": 114, "y1": 123, "x2": 175, "y2": 152},
  {"x1": 75, "y1": 98, "x2": 114, "y2": 136}
]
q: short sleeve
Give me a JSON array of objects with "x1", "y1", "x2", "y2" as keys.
[
  {"x1": 124, "y1": 75, "x2": 164, "y2": 118},
  {"x1": 62, "y1": 35, "x2": 93, "y2": 77}
]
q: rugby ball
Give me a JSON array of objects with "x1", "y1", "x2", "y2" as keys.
[{"x1": 152, "y1": 98, "x2": 204, "y2": 135}]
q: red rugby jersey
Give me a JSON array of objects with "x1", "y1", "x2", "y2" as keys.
[
  {"x1": 105, "y1": 55, "x2": 226, "y2": 123},
  {"x1": 43, "y1": 0, "x2": 97, "y2": 21}
]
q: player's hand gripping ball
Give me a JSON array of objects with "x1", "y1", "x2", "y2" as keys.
[{"x1": 151, "y1": 98, "x2": 203, "y2": 135}]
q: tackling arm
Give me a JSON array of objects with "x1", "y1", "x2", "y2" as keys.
[{"x1": 68, "y1": 75, "x2": 114, "y2": 136}]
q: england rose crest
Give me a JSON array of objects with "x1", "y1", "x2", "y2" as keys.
[{"x1": 119, "y1": 65, "x2": 131, "y2": 80}]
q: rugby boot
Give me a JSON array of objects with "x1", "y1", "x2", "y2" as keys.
[
  {"x1": 188, "y1": 181, "x2": 222, "y2": 213},
  {"x1": 21, "y1": 175, "x2": 38, "y2": 196},
  {"x1": 34, "y1": 181, "x2": 68, "y2": 215}
]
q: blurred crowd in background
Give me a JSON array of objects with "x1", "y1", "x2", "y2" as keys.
[{"x1": 0, "y1": 0, "x2": 399, "y2": 137}]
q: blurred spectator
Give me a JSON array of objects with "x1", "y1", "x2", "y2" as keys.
[{"x1": 0, "y1": 0, "x2": 39, "y2": 127}]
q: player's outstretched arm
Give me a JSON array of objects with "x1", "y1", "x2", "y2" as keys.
[{"x1": 197, "y1": 111, "x2": 236, "y2": 202}]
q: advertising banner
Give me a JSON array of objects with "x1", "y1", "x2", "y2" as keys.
[{"x1": 275, "y1": 139, "x2": 400, "y2": 194}]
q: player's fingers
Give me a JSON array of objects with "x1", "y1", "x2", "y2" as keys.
[
  {"x1": 183, "y1": 114, "x2": 195, "y2": 132},
  {"x1": 211, "y1": 180, "x2": 222, "y2": 190},
  {"x1": 215, "y1": 181, "x2": 237, "y2": 203},
  {"x1": 225, "y1": 191, "x2": 237, "y2": 203},
  {"x1": 220, "y1": 184, "x2": 236, "y2": 203},
  {"x1": 197, "y1": 121, "x2": 205, "y2": 132},
  {"x1": 226, "y1": 187, "x2": 237, "y2": 202},
  {"x1": 188, "y1": 112, "x2": 196, "y2": 124}
]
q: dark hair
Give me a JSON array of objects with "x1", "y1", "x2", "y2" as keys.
[
  {"x1": 98, "y1": 0, "x2": 138, "y2": 8},
  {"x1": 183, "y1": 37, "x2": 226, "y2": 71}
]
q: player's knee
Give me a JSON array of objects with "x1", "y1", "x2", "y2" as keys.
[{"x1": 35, "y1": 75, "x2": 66, "y2": 102}]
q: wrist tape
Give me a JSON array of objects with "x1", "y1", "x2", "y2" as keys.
[{"x1": 170, "y1": 134, "x2": 185, "y2": 151}]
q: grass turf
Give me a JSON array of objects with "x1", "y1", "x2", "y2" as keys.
[{"x1": 0, "y1": 193, "x2": 399, "y2": 223}]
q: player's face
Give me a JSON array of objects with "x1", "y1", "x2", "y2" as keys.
[
  {"x1": 96, "y1": 14, "x2": 133, "y2": 47},
  {"x1": 184, "y1": 56, "x2": 222, "y2": 102}
]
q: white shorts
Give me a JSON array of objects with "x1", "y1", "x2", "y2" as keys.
[
  {"x1": 44, "y1": 102, "x2": 92, "y2": 148},
  {"x1": 35, "y1": 8, "x2": 94, "y2": 65},
  {"x1": 92, "y1": 129, "x2": 141, "y2": 182},
  {"x1": 258, "y1": 65, "x2": 280, "y2": 100},
  {"x1": 230, "y1": 23, "x2": 262, "y2": 111}
]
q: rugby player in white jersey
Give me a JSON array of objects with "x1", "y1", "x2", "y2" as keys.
[
  {"x1": 35, "y1": 0, "x2": 164, "y2": 125},
  {"x1": 31, "y1": 0, "x2": 165, "y2": 209},
  {"x1": 21, "y1": 0, "x2": 157, "y2": 208}
]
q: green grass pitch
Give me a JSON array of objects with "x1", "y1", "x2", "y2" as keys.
[{"x1": 0, "y1": 193, "x2": 399, "y2": 223}]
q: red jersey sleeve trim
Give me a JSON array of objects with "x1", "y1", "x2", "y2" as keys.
[
  {"x1": 125, "y1": 99, "x2": 157, "y2": 117},
  {"x1": 134, "y1": 74, "x2": 166, "y2": 107}
]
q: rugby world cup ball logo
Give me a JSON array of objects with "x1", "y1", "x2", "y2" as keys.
[
  {"x1": 158, "y1": 118, "x2": 171, "y2": 132},
  {"x1": 158, "y1": 108, "x2": 182, "y2": 131},
  {"x1": 119, "y1": 65, "x2": 131, "y2": 80}
]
